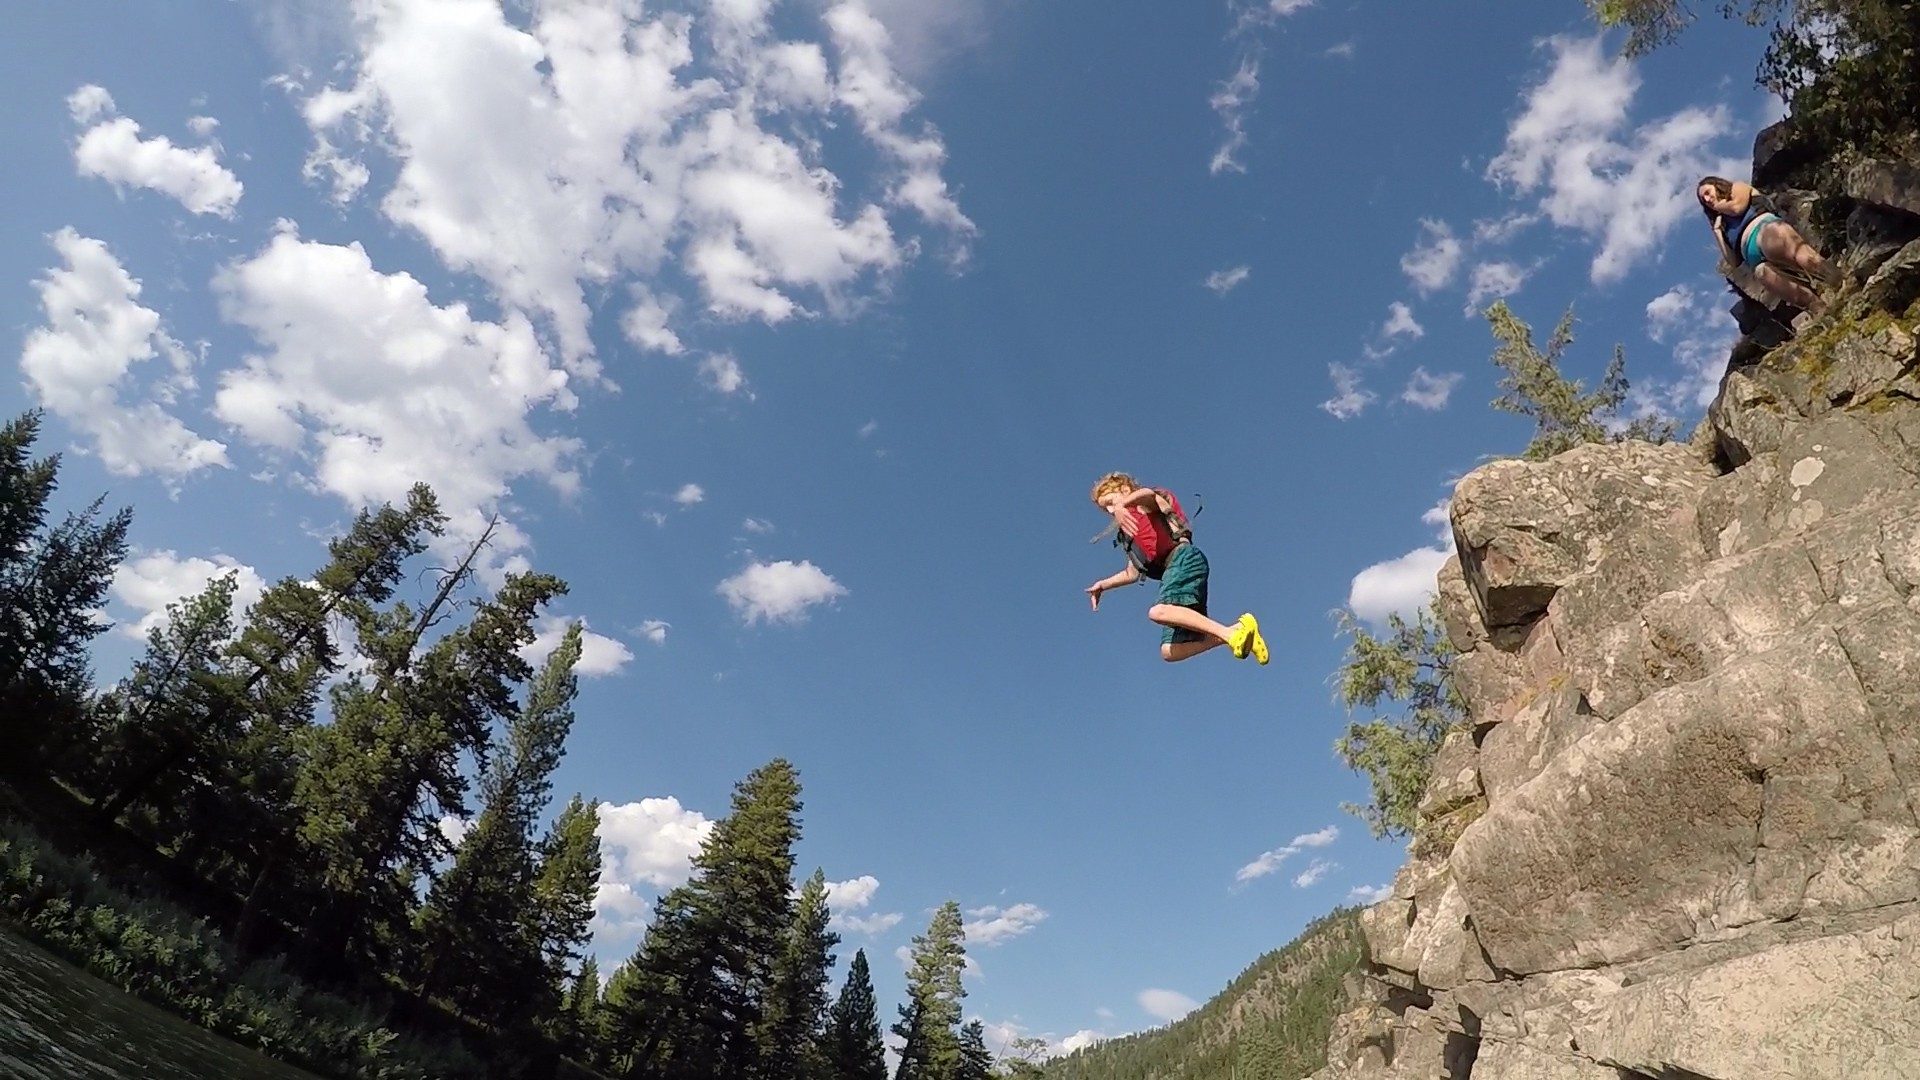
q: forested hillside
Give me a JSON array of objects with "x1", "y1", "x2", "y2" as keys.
[{"x1": 1040, "y1": 910, "x2": 1362, "y2": 1080}]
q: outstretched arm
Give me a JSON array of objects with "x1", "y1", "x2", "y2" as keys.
[{"x1": 1086, "y1": 564, "x2": 1141, "y2": 610}]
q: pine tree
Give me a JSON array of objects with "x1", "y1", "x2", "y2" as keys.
[
  {"x1": 564, "y1": 955, "x2": 603, "y2": 1061},
  {"x1": 894, "y1": 901, "x2": 968, "y2": 1080},
  {"x1": 607, "y1": 759, "x2": 804, "y2": 1079},
  {"x1": 1333, "y1": 599, "x2": 1465, "y2": 840},
  {"x1": 956, "y1": 1020, "x2": 994, "y2": 1080},
  {"x1": 1483, "y1": 301, "x2": 1673, "y2": 463},
  {"x1": 758, "y1": 869, "x2": 840, "y2": 1079},
  {"x1": 0, "y1": 411, "x2": 130, "y2": 769},
  {"x1": 824, "y1": 949, "x2": 888, "y2": 1080},
  {"x1": 532, "y1": 794, "x2": 603, "y2": 985}
]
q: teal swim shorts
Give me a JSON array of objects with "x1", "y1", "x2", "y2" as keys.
[{"x1": 1155, "y1": 543, "x2": 1210, "y2": 645}]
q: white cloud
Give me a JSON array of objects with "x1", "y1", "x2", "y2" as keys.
[
  {"x1": 700, "y1": 353, "x2": 749, "y2": 396},
  {"x1": 972, "y1": 1017, "x2": 1104, "y2": 1062},
  {"x1": 438, "y1": 814, "x2": 470, "y2": 846},
  {"x1": 1401, "y1": 367, "x2": 1463, "y2": 411},
  {"x1": 1640, "y1": 282, "x2": 1739, "y2": 410},
  {"x1": 519, "y1": 616, "x2": 634, "y2": 678},
  {"x1": 1463, "y1": 260, "x2": 1531, "y2": 315},
  {"x1": 742, "y1": 517, "x2": 775, "y2": 534},
  {"x1": 22, "y1": 230, "x2": 229, "y2": 479},
  {"x1": 71, "y1": 92, "x2": 243, "y2": 217},
  {"x1": 621, "y1": 287, "x2": 685, "y2": 356},
  {"x1": 825, "y1": 875, "x2": 905, "y2": 936},
  {"x1": 857, "y1": 419, "x2": 879, "y2": 439},
  {"x1": 1319, "y1": 363, "x2": 1375, "y2": 420},
  {"x1": 1380, "y1": 301, "x2": 1423, "y2": 342},
  {"x1": 186, "y1": 115, "x2": 220, "y2": 139},
  {"x1": 1293, "y1": 858, "x2": 1335, "y2": 888},
  {"x1": 1208, "y1": 55, "x2": 1259, "y2": 176},
  {"x1": 298, "y1": 0, "x2": 970, "y2": 374},
  {"x1": 1235, "y1": 824, "x2": 1338, "y2": 884},
  {"x1": 1486, "y1": 36, "x2": 1742, "y2": 284},
  {"x1": 67, "y1": 84, "x2": 116, "y2": 124},
  {"x1": 110, "y1": 550, "x2": 267, "y2": 641},
  {"x1": 1400, "y1": 219, "x2": 1462, "y2": 295},
  {"x1": 1348, "y1": 501, "x2": 1453, "y2": 623},
  {"x1": 674, "y1": 483, "x2": 706, "y2": 506},
  {"x1": 1324, "y1": 41, "x2": 1354, "y2": 59},
  {"x1": 594, "y1": 796, "x2": 714, "y2": 936},
  {"x1": 213, "y1": 229, "x2": 582, "y2": 565},
  {"x1": 1137, "y1": 988, "x2": 1199, "y2": 1024},
  {"x1": 1204, "y1": 265, "x2": 1251, "y2": 294},
  {"x1": 963, "y1": 902, "x2": 1048, "y2": 947},
  {"x1": 1062, "y1": 1030, "x2": 1103, "y2": 1053},
  {"x1": 637, "y1": 619, "x2": 671, "y2": 645},
  {"x1": 1347, "y1": 882, "x2": 1393, "y2": 904},
  {"x1": 718, "y1": 559, "x2": 847, "y2": 624}
]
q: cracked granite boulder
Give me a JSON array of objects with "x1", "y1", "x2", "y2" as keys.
[{"x1": 1312, "y1": 192, "x2": 1920, "y2": 1080}]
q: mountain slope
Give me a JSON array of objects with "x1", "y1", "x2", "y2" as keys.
[{"x1": 1042, "y1": 908, "x2": 1363, "y2": 1080}]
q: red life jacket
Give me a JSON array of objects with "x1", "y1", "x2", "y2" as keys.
[{"x1": 1115, "y1": 490, "x2": 1193, "y2": 578}]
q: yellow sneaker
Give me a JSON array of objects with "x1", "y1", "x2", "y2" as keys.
[
  {"x1": 1226, "y1": 614, "x2": 1256, "y2": 660},
  {"x1": 1243, "y1": 613, "x2": 1269, "y2": 666}
]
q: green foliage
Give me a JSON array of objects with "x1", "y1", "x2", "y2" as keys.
[
  {"x1": 1039, "y1": 910, "x2": 1364, "y2": 1080},
  {"x1": 0, "y1": 411, "x2": 131, "y2": 769},
  {"x1": 603, "y1": 759, "x2": 805, "y2": 1078},
  {"x1": 758, "y1": 869, "x2": 840, "y2": 1080},
  {"x1": 957, "y1": 1020, "x2": 995, "y2": 1080},
  {"x1": 894, "y1": 900, "x2": 969, "y2": 1080},
  {"x1": 823, "y1": 949, "x2": 889, "y2": 1080},
  {"x1": 1589, "y1": 1, "x2": 1920, "y2": 166},
  {"x1": 1333, "y1": 601, "x2": 1466, "y2": 840},
  {"x1": 1485, "y1": 301, "x2": 1675, "y2": 462},
  {"x1": 0, "y1": 819, "x2": 478, "y2": 1079}
]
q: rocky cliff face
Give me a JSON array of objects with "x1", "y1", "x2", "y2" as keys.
[{"x1": 1313, "y1": 150, "x2": 1920, "y2": 1080}]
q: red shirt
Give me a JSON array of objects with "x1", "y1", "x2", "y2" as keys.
[{"x1": 1119, "y1": 505, "x2": 1177, "y2": 568}]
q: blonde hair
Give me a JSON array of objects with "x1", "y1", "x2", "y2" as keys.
[{"x1": 1090, "y1": 472, "x2": 1139, "y2": 503}]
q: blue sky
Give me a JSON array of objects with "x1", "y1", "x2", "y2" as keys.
[{"x1": 4, "y1": 0, "x2": 1779, "y2": 1057}]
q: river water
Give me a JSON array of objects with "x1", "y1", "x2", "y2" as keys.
[{"x1": 0, "y1": 927, "x2": 320, "y2": 1080}]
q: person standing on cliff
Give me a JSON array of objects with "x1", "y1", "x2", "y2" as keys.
[
  {"x1": 1696, "y1": 175, "x2": 1839, "y2": 318},
  {"x1": 1085, "y1": 472, "x2": 1268, "y2": 664}
]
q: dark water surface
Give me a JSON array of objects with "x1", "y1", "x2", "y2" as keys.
[{"x1": 0, "y1": 927, "x2": 320, "y2": 1080}]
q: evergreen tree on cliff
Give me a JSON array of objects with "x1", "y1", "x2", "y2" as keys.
[
  {"x1": 604, "y1": 759, "x2": 803, "y2": 1079},
  {"x1": 0, "y1": 411, "x2": 130, "y2": 769},
  {"x1": 893, "y1": 900, "x2": 968, "y2": 1080},
  {"x1": 757, "y1": 869, "x2": 840, "y2": 1079},
  {"x1": 824, "y1": 949, "x2": 889, "y2": 1080}
]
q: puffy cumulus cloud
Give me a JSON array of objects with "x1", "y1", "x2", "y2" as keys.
[
  {"x1": 213, "y1": 229, "x2": 582, "y2": 563},
  {"x1": 1347, "y1": 501, "x2": 1453, "y2": 623},
  {"x1": 1400, "y1": 219, "x2": 1462, "y2": 295},
  {"x1": 1348, "y1": 882, "x2": 1393, "y2": 904},
  {"x1": 963, "y1": 903, "x2": 1048, "y2": 947},
  {"x1": 700, "y1": 353, "x2": 749, "y2": 396},
  {"x1": 1463, "y1": 260, "x2": 1532, "y2": 315},
  {"x1": 594, "y1": 796, "x2": 715, "y2": 937},
  {"x1": 1320, "y1": 363, "x2": 1375, "y2": 421},
  {"x1": 636, "y1": 619, "x2": 671, "y2": 645},
  {"x1": 1234, "y1": 824, "x2": 1339, "y2": 885},
  {"x1": 300, "y1": 0, "x2": 971, "y2": 373},
  {"x1": 673, "y1": 483, "x2": 706, "y2": 506},
  {"x1": 825, "y1": 875, "x2": 905, "y2": 936},
  {"x1": 1204, "y1": 265, "x2": 1251, "y2": 294},
  {"x1": 110, "y1": 550, "x2": 267, "y2": 641},
  {"x1": 1640, "y1": 281, "x2": 1739, "y2": 411},
  {"x1": 971, "y1": 1017, "x2": 1104, "y2": 1061},
  {"x1": 438, "y1": 814, "x2": 470, "y2": 846},
  {"x1": 718, "y1": 559, "x2": 847, "y2": 625},
  {"x1": 1293, "y1": 858, "x2": 1335, "y2": 888},
  {"x1": 518, "y1": 615, "x2": 635, "y2": 678},
  {"x1": 1487, "y1": 36, "x2": 1742, "y2": 284},
  {"x1": 1137, "y1": 988, "x2": 1199, "y2": 1024},
  {"x1": 21, "y1": 230, "x2": 228, "y2": 479},
  {"x1": 69, "y1": 88, "x2": 243, "y2": 217},
  {"x1": 1401, "y1": 367, "x2": 1463, "y2": 411}
]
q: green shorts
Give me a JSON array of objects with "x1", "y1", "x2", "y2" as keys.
[{"x1": 1155, "y1": 543, "x2": 1210, "y2": 645}]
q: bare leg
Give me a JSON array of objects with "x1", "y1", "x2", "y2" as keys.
[
  {"x1": 1148, "y1": 602, "x2": 1236, "y2": 663},
  {"x1": 1761, "y1": 222, "x2": 1837, "y2": 297},
  {"x1": 1754, "y1": 263, "x2": 1822, "y2": 316}
]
